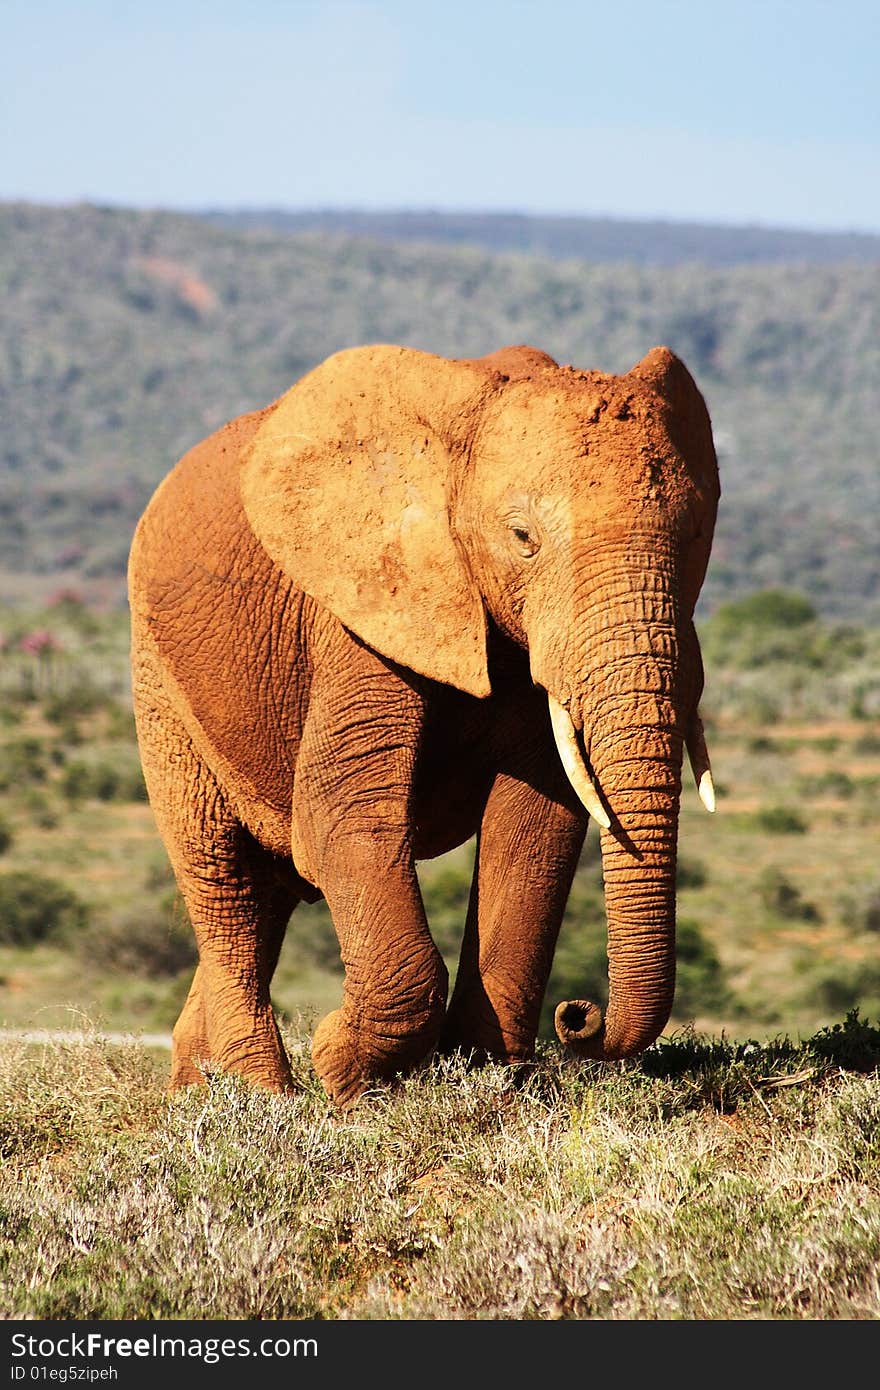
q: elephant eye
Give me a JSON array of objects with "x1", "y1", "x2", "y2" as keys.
[{"x1": 510, "y1": 524, "x2": 540, "y2": 559}]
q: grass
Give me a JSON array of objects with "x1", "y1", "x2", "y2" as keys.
[{"x1": 1, "y1": 1014, "x2": 878, "y2": 1320}]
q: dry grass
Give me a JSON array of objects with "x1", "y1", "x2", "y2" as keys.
[{"x1": 1, "y1": 1017, "x2": 878, "y2": 1321}]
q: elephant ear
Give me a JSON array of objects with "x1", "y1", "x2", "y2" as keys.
[
  {"x1": 629, "y1": 345, "x2": 720, "y2": 614},
  {"x1": 629, "y1": 345, "x2": 719, "y2": 499},
  {"x1": 240, "y1": 345, "x2": 500, "y2": 697}
]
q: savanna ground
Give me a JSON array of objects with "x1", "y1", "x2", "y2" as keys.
[{"x1": 1, "y1": 589, "x2": 879, "y2": 1319}]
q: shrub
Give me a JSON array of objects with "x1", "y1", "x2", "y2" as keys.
[
  {"x1": 0, "y1": 872, "x2": 88, "y2": 945},
  {"x1": 673, "y1": 918, "x2": 733, "y2": 1017},
  {"x1": 43, "y1": 684, "x2": 105, "y2": 725},
  {"x1": 796, "y1": 770, "x2": 854, "y2": 799},
  {"x1": 745, "y1": 806, "x2": 808, "y2": 835},
  {"x1": 541, "y1": 923, "x2": 609, "y2": 1037},
  {"x1": 0, "y1": 737, "x2": 48, "y2": 789},
  {"x1": 810, "y1": 735, "x2": 841, "y2": 753},
  {"x1": 842, "y1": 879, "x2": 880, "y2": 935},
  {"x1": 715, "y1": 589, "x2": 818, "y2": 631},
  {"x1": 46, "y1": 590, "x2": 101, "y2": 636},
  {"x1": 677, "y1": 858, "x2": 707, "y2": 890},
  {"x1": 758, "y1": 867, "x2": 820, "y2": 922},
  {"x1": 0, "y1": 817, "x2": 11, "y2": 855},
  {"x1": 61, "y1": 758, "x2": 148, "y2": 803},
  {"x1": 103, "y1": 704, "x2": 138, "y2": 741},
  {"x1": 20, "y1": 789, "x2": 59, "y2": 830},
  {"x1": 75, "y1": 906, "x2": 197, "y2": 978},
  {"x1": 60, "y1": 761, "x2": 94, "y2": 801},
  {"x1": 804, "y1": 962, "x2": 880, "y2": 1015},
  {"x1": 290, "y1": 898, "x2": 342, "y2": 973},
  {"x1": 539, "y1": 874, "x2": 608, "y2": 1032},
  {"x1": 699, "y1": 589, "x2": 859, "y2": 674},
  {"x1": 544, "y1": 911, "x2": 733, "y2": 1032}
]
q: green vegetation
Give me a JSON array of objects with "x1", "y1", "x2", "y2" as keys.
[
  {"x1": 0, "y1": 871, "x2": 87, "y2": 946},
  {"x1": 758, "y1": 867, "x2": 820, "y2": 923},
  {"x1": 1, "y1": 1016, "x2": 879, "y2": 1318},
  {"x1": 2, "y1": 203, "x2": 880, "y2": 620},
  {"x1": 741, "y1": 806, "x2": 808, "y2": 835},
  {"x1": 0, "y1": 867, "x2": 85, "y2": 945},
  {"x1": 700, "y1": 588, "x2": 880, "y2": 722}
]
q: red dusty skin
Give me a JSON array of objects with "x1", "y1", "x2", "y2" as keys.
[
  {"x1": 549, "y1": 556, "x2": 695, "y2": 1062},
  {"x1": 554, "y1": 717, "x2": 685, "y2": 1059}
]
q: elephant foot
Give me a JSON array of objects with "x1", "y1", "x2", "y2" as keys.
[
  {"x1": 311, "y1": 1004, "x2": 444, "y2": 1108},
  {"x1": 170, "y1": 974, "x2": 212, "y2": 1090},
  {"x1": 169, "y1": 1045, "x2": 212, "y2": 1090},
  {"x1": 170, "y1": 1001, "x2": 294, "y2": 1096},
  {"x1": 311, "y1": 1010, "x2": 373, "y2": 1107}
]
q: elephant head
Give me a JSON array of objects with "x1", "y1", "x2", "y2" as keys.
[{"x1": 241, "y1": 342, "x2": 719, "y2": 1061}]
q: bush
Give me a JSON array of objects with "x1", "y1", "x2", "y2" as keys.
[
  {"x1": 843, "y1": 879, "x2": 880, "y2": 935},
  {"x1": 758, "y1": 867, "x2": 820, "y2": 922},
  {"x1": 0, "y1": 738, "x2": 48, "y2": 790},
  {"x1": 542, "y1": 919, "x2": 609, "y2": 1038},
  {"x1": 699, "y1": 589, "x2": 861, "y2": 674},
  {"x1": 542, "y1": 910, "x2": 734, "y2": 1034},
  {"x1": 673, "y1": 918, "x2": 733, "y2": 1017},
  {"x1": 715, "y1": 590, "x2": 818, "y2": 631},
  {"x1": 75, "y1": 906, "x2": 197, "y2": 978},
  {"x1": 20, "y1": 790, "x2": 59, "y2": 830},
  {"x1": 804, "y1": 962, "x2": 880, "y2": 1015},
  {"x1": 745, "y1": 806, "x2": 808, "y2": 835},
  {"x1": 0, "y1": 817, "x2": 11, "y2": 856},
  {"x1": 677, "y1": 857, "x2": 707, "y2": 890},
  {"x1": 43, "y1": 684, "x2": 106, "y2": 725},
  {"x1": 61, "y1": 758, "x2": 148, "y2": 803},
  {"x1": 290, "y1": 898, "x2": 342, "y2": 973},
  {"x1": 0, "y1": 872, "x2": 88, "y2": 945},
  {"x1": 796, "y1": 771, "x2": 854, "y2": 799}
]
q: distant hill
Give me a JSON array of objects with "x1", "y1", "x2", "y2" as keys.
[
  {"x1": 1, "y1": 201, "x2": 878, "y2": 620},
  {"x1": 202, "y1": 208, "x2": 880, "y2": 268}
]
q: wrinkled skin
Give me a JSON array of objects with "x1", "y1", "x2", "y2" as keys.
[{"x1": 128, "y1": 342, "x2": 719, "y2": 1105}]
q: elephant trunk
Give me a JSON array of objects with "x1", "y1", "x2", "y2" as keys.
[
  {"x1": 550, "y1": 581, "x2": 697, "y2": 1061},
  {"x1": 555, "y1": 719, "x2": 683, "y2": 1059}
]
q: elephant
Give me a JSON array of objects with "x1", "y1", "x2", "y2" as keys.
[{"x1": 128, "y1": 341, "x2": 719, "y2": 1106}]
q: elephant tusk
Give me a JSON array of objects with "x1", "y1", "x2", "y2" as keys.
[
  {"x1": 547, "y1": 695, "x2": 611, "y2": 829},
  {"x1": 686, "y1": 712, "x2": 716, "y2": 813}
]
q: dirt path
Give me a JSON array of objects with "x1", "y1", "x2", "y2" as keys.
[{"x1": 0, "y1": 1027, "x2": 172, "y2": 1048}]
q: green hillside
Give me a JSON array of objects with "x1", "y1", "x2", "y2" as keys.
[{"x1": 1, "y1": 201, "x2": 878, "y2": 618}]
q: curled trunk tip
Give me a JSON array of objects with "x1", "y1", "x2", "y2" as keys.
[{"x1": 554, "y1": 998, "x2": 604, "y2": 1053}]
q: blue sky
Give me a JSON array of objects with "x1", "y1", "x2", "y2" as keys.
[{"x1": 2, "y1": 0, "x2": 878, "y2": 231}]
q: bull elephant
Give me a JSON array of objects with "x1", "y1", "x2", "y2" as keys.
[{"x1": 128, "y1": 342, "x2": 719, "y2": 1106}]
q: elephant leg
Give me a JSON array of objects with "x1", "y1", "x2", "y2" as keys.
[
  {"x1": 293, "y1": 640, "x2": 447, "y2": 1106},
  {"x1": 165, "y1": 800, "x2": 298, "y2": 1093},
  {"x1": 441, "y1": 767, "x2": 587, "y2": 1063},
  {"x1": 170, "y1": 873, "x2": 293, "y2": 1090},
  {"x1": 135, "y1": 669, "x2": 299, "y2": 1093},
  {"x1": 170, "y1": 964, "x2": 209, "y2": 1088}
]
